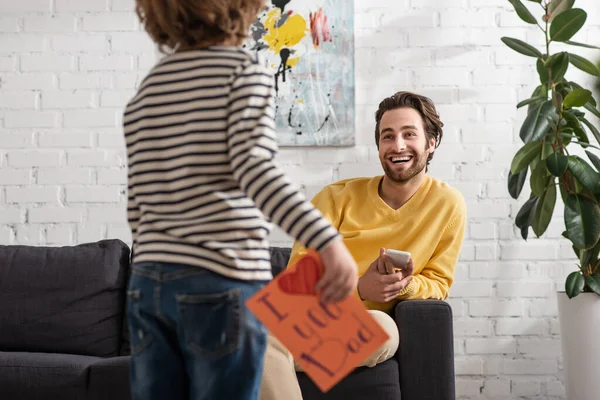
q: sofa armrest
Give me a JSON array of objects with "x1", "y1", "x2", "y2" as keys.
[{"x1": 393, "y1": 300, "x2": 455, "y2": 400}]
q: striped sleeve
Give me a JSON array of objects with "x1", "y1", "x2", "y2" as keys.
[
  {"x1": 127, "y1": 174, "x2": 140, "y2": 250},
  {"x1": 225, "y1": 60, "x2": 340, "y2": 251}
]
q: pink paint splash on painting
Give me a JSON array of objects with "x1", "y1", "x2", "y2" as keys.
[{"x1": 309, "y1": 8, "x2": 332, "y2": 48}]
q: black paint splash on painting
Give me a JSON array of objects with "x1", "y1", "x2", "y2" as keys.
[
  {"x1": 287, "y1": 93, "x2": 332, "y2": 136},
  {"x1": 253, "y1": 4, "x2": 334, "y2": 138},
  {"x1": 316, "y1": 94, "x2": 332, "y2": 132},
  {"x1": 274, "y1": 48, "x2": 290, "y2": 95},
  {"x1": 272, "y1": 0, "x2": 292, "y2": 11},
  {"x1": 286, "y1": 99, "x2": 303, "y2": 135}
]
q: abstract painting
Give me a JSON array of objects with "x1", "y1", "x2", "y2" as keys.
[{"x1": 245, "y1": 0, "x2": 355, "y2": 146}]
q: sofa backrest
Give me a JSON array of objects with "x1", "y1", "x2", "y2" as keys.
[
  {"x1": 0, "y1": 239, "x2": 130, "y2": 357},
  {"x1": 269, "y1": 247, "x2": 291, "y2": 276}
]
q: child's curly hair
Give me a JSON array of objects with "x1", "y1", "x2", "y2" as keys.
[{"x1": 135, "y1": 0, "x2": 266, "y2": 52}]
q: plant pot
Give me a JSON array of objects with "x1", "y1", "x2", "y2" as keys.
[{"x1": 557, "y1": 291, "x2": 600, "y2": 400}]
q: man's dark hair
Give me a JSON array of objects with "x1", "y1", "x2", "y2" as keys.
[{"x1": 374, "y1": 91, "x2": 444, "y2": 165}]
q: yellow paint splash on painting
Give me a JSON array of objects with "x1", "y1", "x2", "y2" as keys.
[
  {"x1": 297, "y1": 99, "x2": 304, "y2": 103},
  {"x1": 263, "y1": 9, "x2": 307, "y2": 55}
]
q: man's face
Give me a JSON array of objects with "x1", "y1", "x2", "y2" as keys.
[{"x1": 378, "y1": 107, "x2": 435, "y2": 184}]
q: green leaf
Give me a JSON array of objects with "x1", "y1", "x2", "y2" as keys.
[
  {"x1": 555, "y1": 81, "x2": 573, "y2": 97},
  {"x1": 572, "y1": 244, "x2": 581, "y2": 259},
  {"x1": 566, "y1": 82, "x2": 597, "y2": 106},
  {"x1": 581, "y1": 247, "x2": 600, "y2": 270},
  {"x1": 529, "y1": 85, "x2": 549, "y2": 114},
  {"x1": 547, "y1": 152, "x2": 569, "y2": 176},
  {"x1": 533, "y1": 179, "x2": 557, "y2": 237},
  {"x1": 573, "y1": 175, "x2": 585, "y2": 194},
  {"x1": 548, "y1": 0, "x2": 575, "y2": 21},
  {"x1": 546, "y1": 52, "x2": 569, "y2": 83},
  {"x1": 581, "y1": 119, "x2": 600, "y2": 146},
  {"x1": 561, "y1": 131, "x2": 573, "y2": 146},
  {"x1": 569, "y1": 53, "x2": 600, "y2": 76},
  {"x1": 508, "y1": 169, "x2": 528, "y2": 199},
  {"x1": 584, "y1": 103, "x2": 600, "y2": 119},
  {"x1": 567, "y1": 156, "x2": 600, "y2": 193},
  {"x1": 501, "y1": 37, "x2": 543, "y2": 58},
  {"x1": 559, "y1": 178, "x2": 569, "y2": 203},
  {"x1": 584, "y1": 275, "x2": 600, "y2": 295},
  {"x1": 563, "y1": 89, "x2": 592, "y2": 108},
  {"x1": 550, "y1": 9, "x2": 587, "y2": 42},
  {"x1": 574, "y1": 125, "x2": 590, "y2": 147},
  {"x1": 565, "y1": 40, "x2": 600, "y2": 50},
  {"x1": 531, "y1": 160, "x2": 550, "y2": 196},
  {"x1": 537, "y1": 58, "x2": 550, "y2": 85},
  {"x1": 508, "y1": 0, "x2": 538, "y2": 24},
  {"x1": 530, "y1": 154, "x2": 541, "y2": 171},
  {"x1": 564, "y1": 194, "x2": 600, "y2": 249},
  {"x1": 516, "y1": 195, "x2": 539, "y2": 240},
  {"x1": 566, "y1": 271, "x2": 585, "y2": 298},
  {"x1": 562, "y1": 110, "x2": 580, "y2": 129},
  {"x1": 517, "y1": 96, "x2": 547, "y2": 108},
  {"x1": 563, "y1": 111, "x2": 589, "y2": 147},
  {"x1": 511, "y1": 141, "x2": 543, "y2": 174},
  {"x1": 520, "y1": 101, "x2": 556, "y2": 143},
  {"x1": 569, "y1": 107, "x2": 585, "y2": 117},
  {"x1": 585, "y1": 150, "x2": 600, "y2": 172},
  {"x1": 541, "y1": 138, "x2": 555, "y2": 160}
]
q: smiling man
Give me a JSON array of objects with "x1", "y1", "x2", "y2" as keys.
[
  {"x1": 260, "y1": 91, "x2": 467, "y2": 400},
  {"x1": 291, "y1": 91, "x2": 467, "y2": 311}
]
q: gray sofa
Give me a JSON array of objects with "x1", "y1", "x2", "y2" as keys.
[
  {"x1": 0, "y1": 240, "x2": 455, "y2": 400},
  {"x1": 0, "y1": 240, "x2": 131, "y2": 400},
  {"x1": 270, "y1": 247, "x2": 456, "y2": 400}
]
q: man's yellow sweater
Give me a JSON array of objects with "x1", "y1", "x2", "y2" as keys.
[{"x1": 288, "y1": 175, "x2": 467, "y2": 313}]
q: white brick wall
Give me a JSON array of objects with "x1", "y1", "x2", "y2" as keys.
[{"x1": 1, "y1": 0, "x2": 599, "y2": 398}]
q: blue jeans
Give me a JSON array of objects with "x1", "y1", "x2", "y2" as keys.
[{"x1": 127, "y1": 262, "x2": 268, "y2": 400}]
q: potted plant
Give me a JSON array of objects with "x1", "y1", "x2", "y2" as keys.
[
  {"x1": 501, "y1": 0, "x2": 600, "y2": 398},
  {"x1": 596, "y1": 58, "x2": 600, "y2": 97}
]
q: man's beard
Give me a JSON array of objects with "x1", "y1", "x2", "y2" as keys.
[{"x1": 381, "y1": 149, "x2": 429, "y2": 184}]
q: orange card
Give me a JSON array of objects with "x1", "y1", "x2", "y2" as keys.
[{"x1": 246, "y1": 250, "x2": 390, "y2": 393}]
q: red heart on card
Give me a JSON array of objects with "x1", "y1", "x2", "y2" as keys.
[{"x1": 278, "y1": 254, "x2": 322, "y2": 295}]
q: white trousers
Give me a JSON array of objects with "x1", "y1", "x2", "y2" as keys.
[{"x1": 259, "y1": 310, "x2": 400, "y2": 400}]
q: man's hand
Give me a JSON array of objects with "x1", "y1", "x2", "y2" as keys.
[{"x1": 357, "y1": 248, "x2": 414, "y2": 303}]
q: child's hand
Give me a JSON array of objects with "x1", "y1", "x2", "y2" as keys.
[{"x1": 315, "y1": 238, "x2": 359, "y2": 304}]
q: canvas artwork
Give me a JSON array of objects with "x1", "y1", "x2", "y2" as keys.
[{"x1": 244, "y1": 0, "x2": 355, "y2": 146}]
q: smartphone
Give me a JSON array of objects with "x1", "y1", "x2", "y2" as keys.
[{"x1": 385, "y1": 249, "x2": 411, "y2": 269}]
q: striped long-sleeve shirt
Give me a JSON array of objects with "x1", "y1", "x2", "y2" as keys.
[{"x1": 123, "y1": 47, "x2": 339, "y2": 281}]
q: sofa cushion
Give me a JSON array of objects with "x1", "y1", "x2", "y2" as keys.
[
  {"x1": 0, "y1": 239, "x2": 130, "y2": 357},
  {"x1": 0, "y1": 351, "x2": 100, "y2": 400},
  {"x1": 88, "y1": 356, "x2": 131, "y2": 400},
  {"x1": 296, "y1": 358, "x2": 401, "y2": 400}
]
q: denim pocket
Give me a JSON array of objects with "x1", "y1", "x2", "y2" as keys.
[
  {"x1": 127, "y1": 289, "x2": 153, "y2": 356},
  {"x1": 176, "y1": 288, "x2": 241, "y2": 360}
]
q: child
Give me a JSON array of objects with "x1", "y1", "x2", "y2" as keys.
[{"x1": 124, "y1": 1, "x2": 358, "y2": 399}]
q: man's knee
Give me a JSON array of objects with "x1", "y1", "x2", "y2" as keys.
[
  {"x1": 361, "y1": 310, "x2": 400, "y2": 367},
  {"x1": 292, "y1": 310, "x2": 400, "y2": 371},
  {"x1": 261, "y1": 332, "x2": 303, "y2": 400}
]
